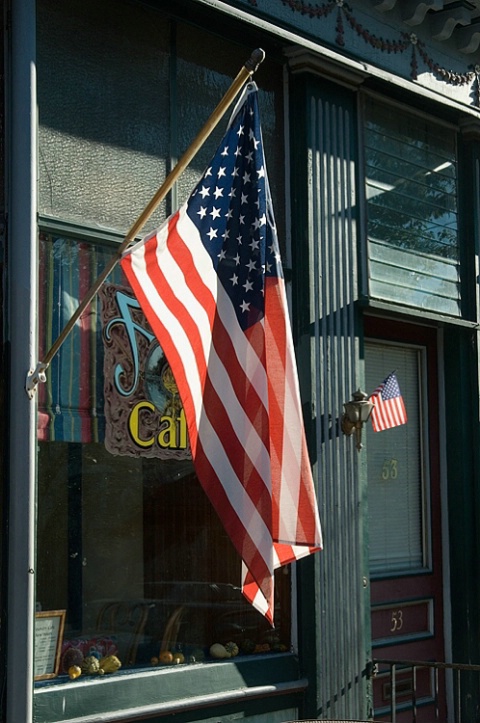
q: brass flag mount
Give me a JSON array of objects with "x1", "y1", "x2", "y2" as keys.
[{"x1": 26, "y1": 48, "x2": 265, "y2": 399}]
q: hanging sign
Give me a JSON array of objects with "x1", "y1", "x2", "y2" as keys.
[{"x1": 100, "y1": 283, "x2": 191, "y2": 460}]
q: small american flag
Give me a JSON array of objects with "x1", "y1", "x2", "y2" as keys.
[
  {"x1": 121, "y1": 83, "x2": 322, "y2": 623},
  {"x1": 370, "y1": 372, "x2": 407, "y2": 432}
]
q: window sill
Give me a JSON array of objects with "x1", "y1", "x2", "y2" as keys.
[{"x1": 34, "y1": 653, "x2": 305, "y2": 723}]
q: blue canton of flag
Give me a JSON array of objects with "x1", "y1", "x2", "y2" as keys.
[{"x1": 187, "y1": 86, "x2": 279, "y2": 331}]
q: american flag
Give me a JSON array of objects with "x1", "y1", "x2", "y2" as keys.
[
  {"x1": 120, "y1": 84, "x2": 322, "y2": 623},
  {"x1": 370, "y1": 372, "x2": 407, "y2": 432}
]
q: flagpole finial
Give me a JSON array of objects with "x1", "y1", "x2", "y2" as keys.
[{"x1": 245, "y1": 48, "x2": 265, "y2": 74}]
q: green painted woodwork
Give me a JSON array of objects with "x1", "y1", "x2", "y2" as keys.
[
  {"x1": 34, "y1": 654, "x2": 302, "y2": 722},
  {"x1": 289, "y1": 70, "x2": 371, "y2": 720}
]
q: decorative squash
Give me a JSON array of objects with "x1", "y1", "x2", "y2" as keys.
[
  {"x1": 224, "y1": 641, "x2": 239, "y2": 657},
  {"x1": 209, "y1": 643, "x2": 229, "y2": 659},
  {"x1": 98, "y1": 655, "x2": 122, "y2": 673}
]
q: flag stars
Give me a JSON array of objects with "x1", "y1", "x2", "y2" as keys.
[
  {"x1": 257, "y1": 166, "x2": 266, "y2": 179},
  {"x1": 241, "y1": 193, "x2": 249, "y2": 204},
  {"x1": 207, "y1": 227, "x2": 218, "y2": 240},
  {"x1": 240, "y1": 300, "x2": 250, "y2": 313},
  {"x1": 199, "y1": 186, "x2": 210, "y2": 199},
  {"x1": 218, "y1": 167, "x2": 226, "y2": 178},
  {"x1": 243, "y1": 172, "x2": 251, "y2": 184},
  {"x1": 214, "y1": 187, "x2": 224, "y2": 199},
  {"x1": 246, "y1": 259, "x2": 257, "y2": 272},
  {"x1": 230, "y1": 273, "x2": 239, "y2": 285},
  {"x1": 221, "y1": 146, "x2": 229, "y2": 156},
  {"x1": 237, "y1": 124, "x2": 244, "y2": 137},
  {"x1": 197, "y1": 206, "x2": 207, "y2": 219},
  {"x1": 243, "y1": 279, "x2": 254, "y2": 293},
  {"x1": 210, "y1": 207, "x2": 221, "y2": 220}
]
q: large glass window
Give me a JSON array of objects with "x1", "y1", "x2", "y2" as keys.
[
  {"x1": 364, "y1": 95, "x2": 460, "y2": 317},
  {"x1": 36, "y1": 0, "x2": 289, "y2": 684},
  {"x1": 36, "y1": 232, "x2": 291, "y2": 679}
]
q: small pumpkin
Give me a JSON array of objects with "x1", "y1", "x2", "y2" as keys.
[
  {"x1": 81, "y1": 655, "x2": 100, "y2": 674},
  {"x1": 159, "y1": 650, "x2": 173, "y2": 664},
  {"x1": 224, "y1": 641, "x2": 239, "y2": 657}
]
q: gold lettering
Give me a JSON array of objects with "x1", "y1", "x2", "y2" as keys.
[
  {"x1": 158, "y1": 415, "x2": 177, "y2": 449},
  {"x1": 177, "y1": 408, "x2": 188, "y2": 449},
  {"x1": 128, "y1": 401, "x2": 155, "y2": 448}
]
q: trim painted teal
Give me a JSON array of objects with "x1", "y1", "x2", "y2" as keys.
[
  {"x1": 289, "y1": 69, "x2": 371, "y2": 720},
  {"x1": 34, "y1": 655, "x2": 303, "y2": 722}
]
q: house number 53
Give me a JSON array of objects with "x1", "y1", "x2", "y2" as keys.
[
  {"x1": 382, "y1": 459, "x2": 398, "y2": 480},
  {"x1": 390, "y1": 610, "x2": 404, "y2": 632}
]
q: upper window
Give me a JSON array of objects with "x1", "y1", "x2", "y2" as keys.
[{"x1": 363, "y1": 95, "x2": 460, "y2": 317}]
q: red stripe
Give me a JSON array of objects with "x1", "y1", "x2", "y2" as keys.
[{"x1": 194, "y1": 441, "x2": 273, "y2": 599}]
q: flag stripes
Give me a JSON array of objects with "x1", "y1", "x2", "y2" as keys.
[{"x1": 121, "y1": 85, "x2": 322, "y2": 622}]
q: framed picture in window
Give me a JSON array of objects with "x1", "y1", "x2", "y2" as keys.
[{"x1": 34, "y1": 610, "x2": 66, "y2": 681}]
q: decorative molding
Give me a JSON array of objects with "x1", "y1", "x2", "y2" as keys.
[
  {"x1": 246, "y1": 0, "x2": 480, "y2": 105},
  {"x1": 285, "y1": 45, "x2": 368, "y2": 86},
  {"x1": 458, "y1": 116, "x2": 480, "y2": 139}
]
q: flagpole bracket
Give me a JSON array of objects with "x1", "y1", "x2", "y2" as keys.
[{"x1": 26, "y1": 362, "x2": 49, "y2": 399}]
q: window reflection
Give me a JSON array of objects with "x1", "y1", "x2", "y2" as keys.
[
  {"x1": 36, "y1": 233, "x2": 291, "y2": 680},
  {"x1": 364, "y1": 96, "x2": 460, "y2": 316}
]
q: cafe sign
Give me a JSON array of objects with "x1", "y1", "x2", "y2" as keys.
[{"x1": 100, "y1": 283, "x2": 191, "y2": 459}]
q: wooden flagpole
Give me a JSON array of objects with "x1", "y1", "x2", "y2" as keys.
[{"x1": 26, "y1": 48, "x2": 265, "y2": 397}]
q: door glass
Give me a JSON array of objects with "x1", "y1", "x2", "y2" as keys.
[{"x1": 365, "y1": 342, "x2": 427, "y2": 575}]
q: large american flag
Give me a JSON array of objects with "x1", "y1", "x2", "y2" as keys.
[
  {"x1": 121, "y1": 84, "x2": 322, "y2": 623},
  {"x1": 370, "y1": 372, "x2": 407, "y2": 432}
]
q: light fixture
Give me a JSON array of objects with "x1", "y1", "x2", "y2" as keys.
[{"x1": 341, "y1": 389, "x2": 374, "y2": 451}]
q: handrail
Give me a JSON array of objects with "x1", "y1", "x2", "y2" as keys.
[{"x1": 373, "y1": 658, "x2": 480, "y2": 723}]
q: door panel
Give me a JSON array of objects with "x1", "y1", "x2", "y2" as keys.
[{"x1": 364, "y1": 318, "x2": 446, "y2": 722}]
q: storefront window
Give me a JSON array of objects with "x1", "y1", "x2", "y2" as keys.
[
  {"x1": 36, "y1": 232, "x2": 291, "y2": 680},
  {"x1": 36, "y1": 0, "x2": 288, "y2": 683}
]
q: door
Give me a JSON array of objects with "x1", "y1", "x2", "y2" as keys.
[{"x1": 365, "y1": 317, "x2": 448, "y2": 722}]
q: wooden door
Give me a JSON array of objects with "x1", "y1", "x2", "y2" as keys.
[{"x1": 364, "y1": 318, "x2": 447, "y2": 722}]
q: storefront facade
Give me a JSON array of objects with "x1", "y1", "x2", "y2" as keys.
[{"x1": 4, "y1": 1, "x2": 480, "y2": 721}]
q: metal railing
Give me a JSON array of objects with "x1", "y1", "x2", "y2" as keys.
[{"x1": 373, "y1": 659, "x2": 480, "y2": 723}]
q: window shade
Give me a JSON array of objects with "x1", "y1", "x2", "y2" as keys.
[{"x1": 365, "y1": 342, "x2": 426, "y2": 575}]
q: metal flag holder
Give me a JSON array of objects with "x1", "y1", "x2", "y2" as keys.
[{"x1": 25, "y1": 48, "x2": 265, "y2": 399}]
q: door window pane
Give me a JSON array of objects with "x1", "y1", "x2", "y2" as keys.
[{"x1": 366, "y1": 342, "x2": 427, "y2": 575}]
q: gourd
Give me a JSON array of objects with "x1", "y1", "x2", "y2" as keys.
[
  {"x1": 224, "y1": 641, "x2": 239, "y2": 657},
  {"x1": 81, "y1": 655, "x2": 100, "y2": 674},
  {"x1": 99, "y1": 655, "x2": 122, "y2": 674},
  {"x1": 68, "y1": 665, "x2": 82, "y2": 680},
  {"x1": 209, "y1": 643, "x2": 229, "y2": 659}
]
